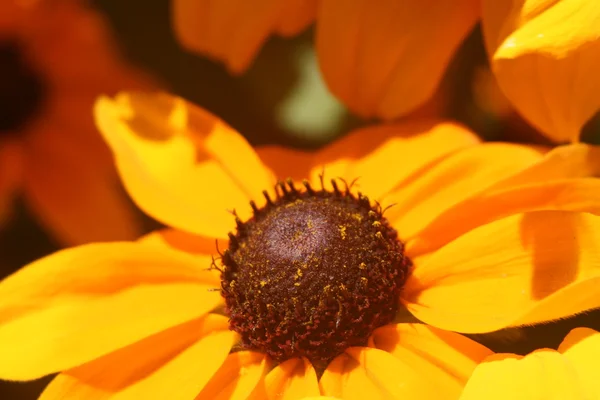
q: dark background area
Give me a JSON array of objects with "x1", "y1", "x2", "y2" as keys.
[{"x1": 1, "y1": 1, "x2": 599, "y2": 398}]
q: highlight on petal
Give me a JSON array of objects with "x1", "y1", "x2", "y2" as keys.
[
  {"x1": 173, "y1": 0, "x2": 317, "y2": 74},
  {"x1": 196, "y1": 351, "x2": 269, "y2": 400},
  {"x1": 249, "y1": 357, "x2": 320, "y2": 400},
  {"x1": 403, "y1": 211, "x2": 600, "y2": 333},
  {"x1": 385, "y1": 142, "x2": 545, "y2": 242},
  {"x1": 316, "y1": 0, "x2": 480, "y2": 119},
  {"x1": 0, "y1": 242, "x2": 222, "y2": 380},
  {"x1": 482, "y1": 0, "x2": 600, "y2": 142},
  {"x1": 369, "y1": 323, "x2": 493, "y2": 399},
  {"x1": 406, "y1": 142, "x2": 600, "y2": 256},
  {"x1": 94, "y1": 92, "x2": 274, "y2": 239},
  {"x1": 40, "y1": 315, "x2": 237, "y2": 400},
  {"x1": 320, "y1": 347, "x2": 442, "y2": 399}
]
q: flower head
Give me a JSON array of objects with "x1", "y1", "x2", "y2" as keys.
[{"x1": 1, "y1": 91, "x2": 600, "y2": 398}]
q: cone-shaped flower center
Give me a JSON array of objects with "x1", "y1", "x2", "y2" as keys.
[
  {"x1": 0, "y1": 40, "x2": 46, "y2": 134},
  {"x1": 221, "y1": 180, "x2": 411, "y2": 367}
]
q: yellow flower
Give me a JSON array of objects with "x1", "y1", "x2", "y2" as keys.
[
  {"x1": 0, "y1": 0, "x2": 153, "y2": 244},
  {"x1": 173, "y1": 0, "x2": 600, "y2": 143},
  {"x1": 459, "y1": 328, "x2": 600, "y2": 399},
  {"x1": 2, "y1": 91, "x2": 600, "y2": 398}
]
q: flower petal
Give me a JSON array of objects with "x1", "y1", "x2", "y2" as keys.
[
  {"x1": 94, "y1": 92, "x2": 274, "y2": 238},
  {"x1": 195, "y1": 351, "x2": 269, "y2": 400},
  {"x1": 249, "y1": 357, "x2": 320, "y2": 400},
  {"x1": 173, "y1": 0, "x2": 316, "y2": 74},
  {"x1": 370, "y1": 323, "x2": 492, "y2": 398},
  {"x1": 385, "y1": 143, "x2": 544, "y2": 241},
  {"x1": 459, "y1": 351, "x2": 587, "y2": 400},
  {"x1": 316, "y1": 0, "x2": 479, "y2": 119},
  {"x1": 40, "y1": 314, "x2": 237, "y2": 400},
  {"x1": 311, "y1": 121, "x2": 481, "y2": 200},
  {"x1": 403, "y1": 211, "x2": 600, "y2": 333},
  {"x1": 408, "y1": 143, "x2": 600, "y2": 255},
  {"x1": 558, "y1": 328, "x2": 600, "y2": 398},
  {"x1": 482, "y1": 0, "x2": 600, "y2": 142},
  {"x1": 0, "y1": 242, "x2": 222, "y2": 380}
]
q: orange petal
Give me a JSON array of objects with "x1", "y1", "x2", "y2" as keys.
[
  {"x1": 370, "y1": 323, "x2": 492, "y2": 398},
  {"x1": 403, "y1": 211, "x2": 600, "y2": 333},
  {"x1": 316, "y1": 0, "x2": 479, "y2": 119},
  {"x1": 408, "y1": 143, "x2": 600, "y2": 255},
  {"x1": 40, "y1": 315, "x2": 237, "y2": 400},
  {"x1": 320, "y1": 347, "x2": 448, "y2": 399},
  {"x1": 482, "y1": 0, "x2": 600, "y2": 143},
  {"x1": 250, "y1": 358, "x2": 320, "y2": 400},
  {"x1": 195, "y1": 351, "x2": 269, "y2": 400},
  {"x1": 94, "y1": 92, "x2": 274, "y2": 239},
  {"x1": 256, "y1": 145, "x2": 315, "y2": 182},
  {"x1": 310, "y1": 121, "x2": 481, "y2": 200},
  {"x1": 459, "y1": 351, "x2": 588, "y2": 400},
  {"x1": 385, "y1": 142, "x2": 544, "y2": 241},
  {"x1": 173, "y1": 0, "x2": 316, "y2": 74},
  {"x1": 558, "y1": 328, "x2": 600, "y2": 398},
  {"x1": 0, "y1": 242, "x2": 222, "y2": 380}
]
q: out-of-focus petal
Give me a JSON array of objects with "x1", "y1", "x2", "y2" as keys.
[
  {"x1": 408, "y1": 143, "x2": 600, "y2": 255},
  {"x1": 173, "y1": 0, "x2": 316, "y2": 74},
  {"x1": 195, "y1": 351, "x2": 269, "y2": 400},
  {"x1": 385, "y1": 143, "x2": 544, "y2": 241},
  {"x1": 459, "y1": 351, "x2": 587, "y2": 400},
  {"x1": 558, "y1": 328, "x2": 600, "y2": 398},
  {"x1": 94, "y1": 92, "x2": 274, "y2": 239},
  {"x1": 40, "y1": 315, "x2": 237, "y2": 400},
  {"x1": 316, "y1": 0, "x2": 479, "y2": 119},
  {"x1": 249, "y1": 358, "x2": 320, "y2": 400},
  {"x1": 403, "y1": 211, "x2": 600, "y2": 333},
  {"x1": 370, "y1": 323, "x2": 492, "y2": 398},
  {"x1": 482, "y1": 0, "x2": 600, "y2": 142},
  {"x1": 0, "y1": 242, "x2": 222, "y2": 380}
]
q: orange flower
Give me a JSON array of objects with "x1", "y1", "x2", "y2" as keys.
[
  {"x1": 1, "y1": 91, "x2": 600, "y2": 398},
  {"x1": 173, "y1": 0, "x2": 600, "y2": 143},
  {"x1": 459, "y1": 328, "x2": 600, "y2": 399},
  {"x1": 0, "y1": 0, "x2": 153, "y2": 244}
]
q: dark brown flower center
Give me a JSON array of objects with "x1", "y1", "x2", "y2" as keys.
[
  {"x1": 0, "y1": 40, "x2": 46, "y2": 135},
  {"x1": 220, "y1": 179, "x2": 411, "y2": 368}
]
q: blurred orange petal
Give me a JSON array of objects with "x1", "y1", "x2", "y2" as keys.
[
  {"x1": 482, "y1": 0, "x2": 600, "y2": 142},
  {"x1": 385, "y1": 143, "x2": 544, "y2": 241},
  {"x1": 320, "y1": 347, "x2": 440, "y2": 399},
  {"x1": 311, "y1": 121, "x2": 481, "y2": 200},
  {"x1": 370, "y1": 323, "x2": 492, "y2": 398},
  {"x1": 94, "y1": 92, "x2": 274, "y2": 239},
  {"x1": 403, "y1": 211, "x2": 600, "y2": 333},
  {"x1": 195, "y1": 351, "x2": 268, "y2": 400},
  {"x1": 249, "y1": 358, "x2": 319, "y2": 400},
  {"x1": 173, "y1": 0, "x2": 316, "y2": 74},
  {"x1": 0, "y1": 242, "x2": 222, "y2": 380},
  {"x1": 316, "y1": 0, "x2": 479, "y2": 119},
  {"x1": 40, "y1": 315, "x2": 237, "y2": 400}
]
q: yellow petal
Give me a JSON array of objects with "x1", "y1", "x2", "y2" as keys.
[
  {"x1": 370, "y1": 323, "x2": 492, "y2": 398},
  {"x1": 459, "y1": 351, "x2": 587, "y2": 400},
  {"x1": 385, "y1": 142, "x2": 544, "y2": 241},
  {"x1": 195, "y1": 351, "x2": 269, "y2": 400},
  {"x1": 0, "y1": 242, "x2": 222, "y2": 380},
  {"x1": 321, "y1": 347, "x2": 448, "y2": 399},
  {"x1": 316, "y1": 0, "x2": 480, "y2": 119},
  {"x1": 403, "y1": 211, "x2": 600, "y2": 333},
  {"x1": 311, "y1": 121, "x2": 481, "y2": 200},
  {"x1": 408, "y1": 143, "x2": 600, "y2": 255},
  {"x1": 558, "y1": 328, "x2": 600, "y2": 398},
  {"x1": 94, "y1": 92, "x2": 274, "y2": 239},
  {"x1": 482, "y1": 0, "x2": 600, "y2": 142},
  {"x1": 173, "y1": 0, "x2": 316, "y2": 74},
  {"x1": 40, "y1": 315, "x2": 237, "y2": 400},
  {"x1": 249, "y1": 357, "x2": 320, "y2": 400}
]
